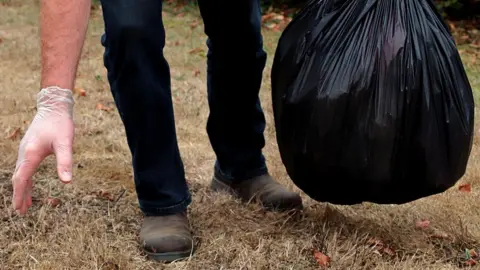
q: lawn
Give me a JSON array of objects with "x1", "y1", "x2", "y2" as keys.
[{"x1": 1, "y1": 1, "x2": 479, "y2": 269}]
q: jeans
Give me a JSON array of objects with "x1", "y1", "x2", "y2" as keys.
[{"x1": 99, "y1": 0, "x2": 268, "y2": 215}]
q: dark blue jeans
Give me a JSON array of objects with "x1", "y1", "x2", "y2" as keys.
[{"x1": 99, "y1": 0, "x2": 268, "y2": 215}]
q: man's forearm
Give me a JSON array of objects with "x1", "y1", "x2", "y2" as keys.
[{"x1": 40, "y1": 0, "x2": 92, "y2": 90}]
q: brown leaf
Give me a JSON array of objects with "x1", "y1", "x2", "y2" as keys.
[
  {"x1": 428, "y1": 232, "x2": 450, "y2": 240},
  {"x1": 94, "y1": 190, "x2": 114, "y2": 201},
  {"x1": 176, "y1": 12, "x2": 185, "y2": 17},
  {"x1": 6, "y1": 127, "x2": 20, "y2": 140},
  {"x1": 189, "y1": 47, "x2": 204, "y2": 54},
  {"x1": 459, "y1": 183, "x2": 471, "y2": 193},
  {"x1": 190, "y1": 21, "x2": 200, "y2": 29},
  {"x1": 382, "y1": 247, "x2": 396, "y2": 257},
  {"x1": 367, "y1": 238, "x2": 385, "y2": 249},
  {"x1": 174, "y1": 41, "x2": 181, "y2": 46},
  {"x1": 367, "y1": 238, "x2": 395, "y2": 256},
  {"x1": 313, "y1": 250, "x2": 330, "y2": 267},
  {"x1": 96, "y1": 103, "x2": 113, "y2": 112},
  {"x1": 415, "y1": 219, "x2": 430, "y2": 229},
  {"x1": 193, "y1": 69, "x2": 201, "y2": 77},
  {"x1": 73, "y1": 87, "x2": 87, "y2": 97},
  {"x1": 44, "y1": 197, "x2": 61, "y2": 208},
  {"x1": 261, "y1": 13, "x2": 276, "y2": 23}
]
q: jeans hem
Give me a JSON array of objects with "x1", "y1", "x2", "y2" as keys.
[
  {"x1": 139, "y1": 194, "x2": 192, "y2": 216},
  {"x1": 214, "y1": 162, "x2": 269, "y2": 182}
]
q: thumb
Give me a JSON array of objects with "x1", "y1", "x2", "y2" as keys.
[{"x1": 53, "y1": 141, "x2": 73, "y2": 183}]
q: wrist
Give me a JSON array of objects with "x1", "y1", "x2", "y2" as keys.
[{"x1": 36, "y1": 86, "x2": 75, "y2": 116}]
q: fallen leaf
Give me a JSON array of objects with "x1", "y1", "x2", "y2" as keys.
[
  {"x1": 44, "y1": 197, "x2": 61, "y2": 208},
  {"x1": 193, "y1": 69, "x2": 201, "y2": 77},
  {"x1": 73, "y1": 87, "x2": 87, "y2": 97},
  {"x1": 382, "y1": 247, "x2": 396, "y2": 257},
  {"x1": 6, "y1": 127, "x2": 20, "y2": 140},
  {"x1": 465, "y1": 259, "x2": 477, "y2": 266},
  {"x1": 96, "y1": 103, "x2": 113, "y2": 112},
  {"x1": 313, "y1": 250, "x2": 330, "y2": 267},
  {"x1": 94, "y1": 190, "x2": 114, "y2": 201},
  {"x1": 367, "y1": 238, "x2": 395, "y2": 256},
  {"x1": 190, "y1": 21, "x2": 200, "y2": 29},
  {"x1": 261, "y1": 13, "x2": 276, "y2": 23},
  {"x1": 468, "y1": 249, "x2": 478, "y2": 258},
  {"x1": 459, "y1": 183, "x2": 471, "y2": 193},
  {"x1": 176, "y1": 12, "x2": 185, "y2": 17},
  {"x1": 415, "y1": 219, "x2": 430, "y2": 229},
  {"x1": 189, "y1": 47, "x2": 204, "y2": 54},
  {"x1": 174, "y1": 41, "x2": 181, "y2": 46},
  {"x1": 367, "y1": 238, "x2": 385, "y2": 248},
  {"x1": 428, "y1": 232, "x2": 450, "y2": 240}
]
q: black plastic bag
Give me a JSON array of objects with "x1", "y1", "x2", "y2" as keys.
[{"x1": 271, "y1": 0, "x2": 475, "y2": 205}]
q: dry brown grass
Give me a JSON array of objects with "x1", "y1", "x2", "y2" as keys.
[{"x1": 1, "y1": 2, "x2": 480, "y2": 269}]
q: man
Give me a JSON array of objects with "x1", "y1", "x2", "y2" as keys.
[{"x1": 11, "y1": 0, "x2": 303, "y2": 262}]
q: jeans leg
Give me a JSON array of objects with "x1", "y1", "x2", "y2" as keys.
[
  {"x1": 198, "y1": 0, "x2": 269, "y2": 182},
  {"x1": 100, "y1": 0, "x2": 190, "y2": 215}
]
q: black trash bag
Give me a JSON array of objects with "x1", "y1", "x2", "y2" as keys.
[{"x1": 271, "y1": 0, "x2": 475, "y2": 205}]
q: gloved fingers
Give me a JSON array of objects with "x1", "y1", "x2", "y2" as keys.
[
  {"x1": 53, "y1": 139, "x2": 73, "y2": 183},
  {"x1": 18, "y1": 179, "x2": 32, "y2": 215},
  {"x1": 12, "y1": 145, "x2": 48, "y2": 215},
  {"x1": 26, "y1": 179, "x2": 33, "y2": 208}
]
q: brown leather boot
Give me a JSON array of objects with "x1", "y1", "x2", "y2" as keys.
[
  {"x1": 139, "y1": 211, "x2": 194, "y2": 262},
  {"x1": 211, "y1": 173, "x2": 303, "y2": 211}
]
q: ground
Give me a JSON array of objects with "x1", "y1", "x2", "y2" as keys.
[{"x1": 1, "y1": 1, "x2": 479, "y2": 269}]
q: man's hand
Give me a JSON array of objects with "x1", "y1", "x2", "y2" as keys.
[{"x1": 12, "y1": 86, "x2": 75, "y2": 215}]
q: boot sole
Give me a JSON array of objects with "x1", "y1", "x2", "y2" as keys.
[
  {"x1": 210, "y1": 176, "x2": 304, "y2": 212},
  {"x1": 145, "y1": 249, "x2": 193, "y2": 263}
]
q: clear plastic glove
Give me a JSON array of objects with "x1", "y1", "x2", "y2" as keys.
[{"x1": 11, "y1": 86, "x2": 75, "y2": 215}]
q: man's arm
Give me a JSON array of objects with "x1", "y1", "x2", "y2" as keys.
[
  {"x1": 11, "y1": 0, "x2": 92, "y2": 215},
  {"x1": 40, "y1": 0, "x2": 92, "y2": 90}
]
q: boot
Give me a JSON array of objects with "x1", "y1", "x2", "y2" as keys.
[
  {"x1": 139, "y1": 211, "x2": 194, "y2": 262},
  {"x1": 211, "y1": 172, "x2": 303, "y2": 211}
]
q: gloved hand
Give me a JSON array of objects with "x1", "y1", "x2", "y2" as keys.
[{"x1": 11, "y1": 86, "x2": 75, "y2": 215}]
